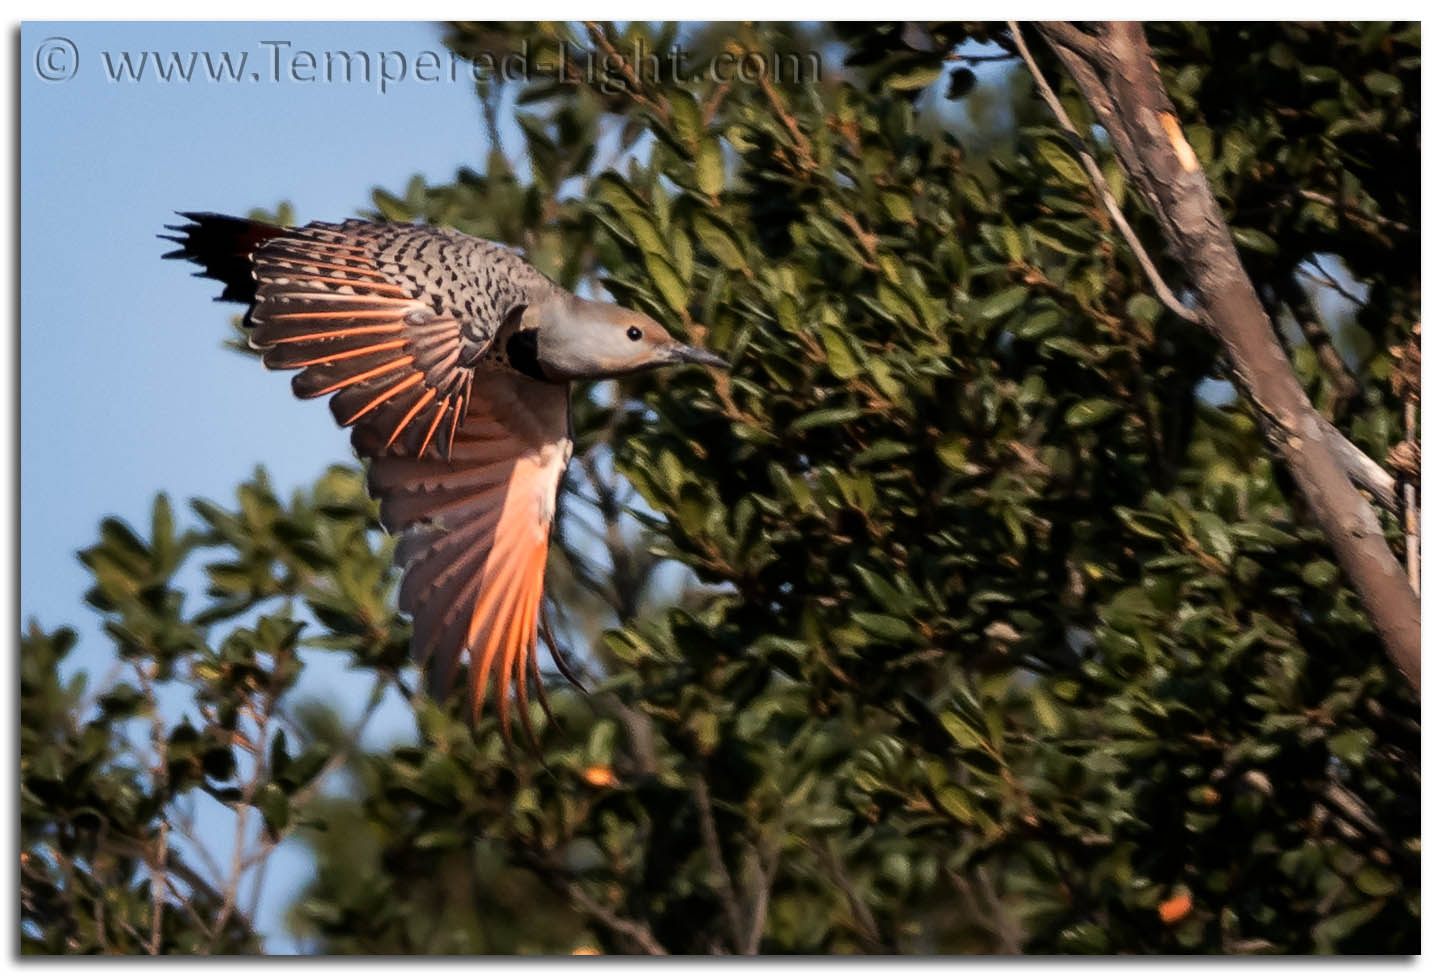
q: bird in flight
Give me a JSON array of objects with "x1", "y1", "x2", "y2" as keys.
[{"x1": 163, "y1": 213, "x2": 726, "y2": 739}]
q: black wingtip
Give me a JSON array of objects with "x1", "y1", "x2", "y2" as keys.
[{"x1": 161, "y1": 211, "x2": 288, "y2": 304}]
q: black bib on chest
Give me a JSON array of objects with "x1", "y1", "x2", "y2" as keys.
[{"x1": 504, "y1": 328, "x2": 547, "y2": 381}]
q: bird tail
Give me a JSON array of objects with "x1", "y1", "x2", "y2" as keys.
[{"x1": 160, "y1": 212, "x2": 288, "y2": 305}]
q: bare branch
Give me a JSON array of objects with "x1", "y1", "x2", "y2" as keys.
[
  {"x1": 583, "y1": 22, "x2": 672, "y2": 124},
  {"x1": 1300, "y1": 258, "x2": 1369, "y2": 307},
  {"x1": 134, "y1": 661, "x2": 168, "y2": 955},
  {"x1": 809, "y1": 837, "x2": 885, "y2": 952},
  {"x1": 567, "y1": 883, "x2": 669, "y2": 955},
  {"x1": 743, "y1": 835, "x2": 781, "y2": 955},
  {"x1": 1404, "y1": 401, "x2": 1419, "y2": 594},
  {"x1": 1321, "y1": 420, "x2": 1399, "y2": 516},
  {"x1": 1031, "y1": 21, "x2": 1420, "y2": 690},
  {"x1": 692, "y1": 774, "x2": 747, "y2": 953},
  {"x1": 1008, "y1": 22, "x2": 1200, "y2": 326},
  {"x1": 1298, "y1": 188, "x2": 1411, "y2": 235},
  {"x1": 1275, "y1": 273, "x2": 1362, "y2": 409},
  {"x1": 1032, "y1": 20, "x2": 1105, "y2": 61}
]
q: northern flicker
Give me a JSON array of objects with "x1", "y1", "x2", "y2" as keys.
[{"x1": 162, "y1": 213, "x2": 725, "y2": 734}]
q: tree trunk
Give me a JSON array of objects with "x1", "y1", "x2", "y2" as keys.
[{"x1": 1035, "y1": 21, "x2": 1420, "y2": 691}]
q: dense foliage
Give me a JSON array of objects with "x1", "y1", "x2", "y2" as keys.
[{"x1": 21, "y1": 22, "x2": 1419, "y2": 954}]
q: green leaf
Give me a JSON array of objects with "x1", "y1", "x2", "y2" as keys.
[
  {"x1": 1065, "y1": 398, "x2": 1121, "y2": 428},
  {"x1": 1363, "y1": 71, "x2": 1404, "y2": 97},
  {"x1": 255, "y1": 782, "x2": 290, "y2": 833},
  {"x1": 853, "y1": 612, "x2": 913, "y2": 642},
  {"x1": 819, "y1": 327, "x2": 861, "y2": 379},
  {"x1": 694, "y1": 215, "x2": 747, "y2": 271},
  {"x1": 695, "y1": 138, "x2": 725, "y2": 196},
  {"x1": 1327, "y1": 728, "x2": 1374, "y2": 766},
  {"x1": 940, "y1": 713, "x2": 984, "y2": 750},
  {"x1": 881, "y1": 189, "x2": 915, "y2": 224},
  {"x1": 1314, "y1": 900, "x2": 1384, "y2": 949},
  {"x1": 645, "y1": 253, "x2": 689, "y2": 314},
  {"x1": 1193, "y1": 511, "x2": 1235, "y2": 566},
  {"x1": 1231, "y1": 227, "x2": 1279, "y2": 256},
  {"x1": 885, "y1": 63, "x2": 942, "y2": 91},
  {"x1": 974, "y1": 286, "x2": 1029, "y2": 321},
  {"x1": 935, "y1": 785, "x2": 976, "y2": 824},
  {"x1": 670, "y1": 91, "x2": 703, "y2": 148},
  {"x1": 1354, "y1": 867, "x2": 1398, "y2": 897},
  {"x1": 1035, "y1": 138, "x2": 1088, "y2": 187},
  {"x1": 791, "y1": 407, "x2": 862, "y2": 432},
  {"x1": 936, "y1": 437, "x2": 969, "y2": 471}
]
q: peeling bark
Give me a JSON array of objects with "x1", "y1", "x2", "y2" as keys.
[{"x1": 1035, "y1": 22, "x2": 1420, "y2": 691}]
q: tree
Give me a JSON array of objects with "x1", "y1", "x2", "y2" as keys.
[{"x1": 22, "y1": 21, "x2": 1419, "y2": 955}]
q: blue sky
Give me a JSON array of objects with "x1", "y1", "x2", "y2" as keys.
[
  {"x1": 21, "y1": 21, "x2": 498, "y2": 950},
  {"x1": 22, "y1": 22, "x2": 485, "y2": 634}
]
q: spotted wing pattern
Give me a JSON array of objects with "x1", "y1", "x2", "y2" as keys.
[{"x1": 165, "y1": 214, "x2": 557, "y2": 459}]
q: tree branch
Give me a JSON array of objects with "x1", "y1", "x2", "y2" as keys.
[
  {"x1": 566, "y1": 883, "x2": 669, "y2": 955},
  {"x1": 1276, "y1": 272, "x2": 1362, "y2": 411},
  {"x1": 1404, "y1": 401, "x2": 1419, "y2": 595},
  {"x1": 691, "y1": 775, "x2": 746, "y2": 953},
  {"x1": 808, "y1": 837, "x2": 885, "y2": 952},
  {"x1": 743, "y1": 835, "x2": 781, "y2": 955},
  {"x1": 134, "y1": 661, "x2": 168, "y2": 954},
  {"x1": 1321, "y1": 419, "x2": 1399, "y2": 516},
  {"x1": 1032, "y1": 21, "x2": 1420, "y2": 691},
  {"x1": 1008, "y1": 22, "x2": 1200, "y2": 326}
]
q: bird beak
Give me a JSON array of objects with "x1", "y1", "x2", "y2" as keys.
[{"x1": 670, "y1": 343, "x2": 729, "y2": 369}]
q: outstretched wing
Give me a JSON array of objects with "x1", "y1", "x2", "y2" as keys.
[
  {"x1": 163, "y1": 213, "x2": 554, "y2": 459},
  {"x1": 364, "y1": 368, "x2": 572, "y2": 733}
]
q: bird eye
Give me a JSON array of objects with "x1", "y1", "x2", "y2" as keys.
[{"x1": 626, "y1": 326, "x2": 642, "y2": 341}]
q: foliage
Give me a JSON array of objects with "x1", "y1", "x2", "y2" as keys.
[{"x1": 21, "y1": 21, "x2": 1419, "y2": 954}]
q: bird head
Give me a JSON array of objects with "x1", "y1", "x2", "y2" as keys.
[{"x1": 528, "y1": 293, "x2": 727, "y2": 381}]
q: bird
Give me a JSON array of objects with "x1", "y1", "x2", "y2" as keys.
[{"x1": 161, "y1": 212, "x2": 726, "y2": 739}]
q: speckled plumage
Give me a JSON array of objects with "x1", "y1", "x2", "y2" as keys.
[
  {"x1": 164, "y1": 212, "x2": 721, "y2": 735},
  {"x1": 328, "y1": 218, "x2": 558, "y2": 350}
]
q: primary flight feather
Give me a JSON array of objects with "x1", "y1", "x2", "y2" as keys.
[{"x1": 162, "y1": 213, "x2": 726, "y2": 736}]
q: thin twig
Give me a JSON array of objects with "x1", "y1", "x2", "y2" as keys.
[
  {"x1": 1298, "y1": 188, "x2": 1411, "y2": 234},
  {"x1": 701, "y1": 80, "x2": 732, "y2": 126},
  {"x1": 209, "y1": 724, "x2": 263, "y2": 951},
  {"x1": 1301, "y1": 258, "x2": 1368, "y2": 307},
  {"x1": 838, "y1": 211, "x2": 879, "y2": 269},
  {"x1": 1008, "y1": 22, "x2": 1200, "y2": 326},
  {"x1": 1404, "y1": 401, "x2": 1419, "y2": 594},
  {"x1": 944, "y1": 50, "x2": 1017, "y2": 64},
  {"x1": 743, "y1": 836, "x2": 781, "y2": 955},
  {"x1": 583, "y1": 22, "x2": 672, "y2": 123},
  {"x1": 692, "y1": 775, "x2": 746, "y2": 952},
  {"x1": 809, "y1": 837, "x2": 884, "y2": 952},
  {"x1": 238, "y1": 675, "x2": 388, "y2": 876},
  {"x1": 1276, "y1": 274, "x2": 1361, "y2": 410},
  {"x1": 134, "y1": 661, "x2": 169, "y2": 955},
  {"x1": 948, "y1": 864, "x2": 1024, "y2": 953},
  {"x1": 170, "y1": 794, "x2": 227, "y2": 888},
  {"x1": 750, "y1": 46, "x2": 817, "y2": 172},
  {"x1": 567, "y1": 883, "x2": 669, "y2": 955}
]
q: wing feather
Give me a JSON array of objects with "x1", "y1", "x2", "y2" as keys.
[
  {"x1": 165, "y1": 214, "x2": 556, "y2": 460},
  {"x1": 366, "y1": 372, "x2": 571, "y2": 728},
  {"x1": 164, "y1": 214, "x2": 573, "y2": 726}
]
